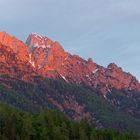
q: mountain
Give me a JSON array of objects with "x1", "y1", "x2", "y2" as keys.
[
  {"x1": 0, "y1": 32, "x2": 36, "y2": 81},
  {"x1": 0, "y1": 32, "x2": 140, "y2": 133},
  {"x1": 26, "y1": 33, "x2": 140, "y2": 94}
]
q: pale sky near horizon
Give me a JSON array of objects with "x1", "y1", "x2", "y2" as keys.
[{"x1": 0, "y1": 0, "x2": 140, "y2": 81}]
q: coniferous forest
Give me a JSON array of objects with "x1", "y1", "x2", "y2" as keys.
[{"x1": 0, "y1": 103, "x2": 140, "y2": 140}]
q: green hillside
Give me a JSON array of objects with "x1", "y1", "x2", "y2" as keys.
[
  {"x1": 0, "y1": 103, "x2": 139, "y2": 140},
  {"x1": 0, "y1": 76, "x2": 140, "y2": 133}
]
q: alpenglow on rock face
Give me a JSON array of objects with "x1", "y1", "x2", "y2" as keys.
[
  {"x1": 0, "y1": 31, "x2": 140, "y2": 94},
  {"x1": 26, "y1": 33, "x2": 140, "y2": 94},
  {"x1": 1, "y1": 32, "x2": 140, "y2": 132},
  {"x1": 0, "y1": 32, "x2": 30, "y2": 62}
]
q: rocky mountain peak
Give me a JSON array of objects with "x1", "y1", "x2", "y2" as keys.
[
  {"x1": 0, "y1": 32, "x2": 29, "y2": 62},
  {"x1": 26, "y1": 33, "x2": 54, "y2": 50},
  {"x1": 26, "y1": 33, "x2": 67, "y2": 70},
  {"x1": 25, "y1": 33, "x2": 140, "y2": 94},
  {"x1": 0, "y1": 31, "x2": 140, "y2": 95},
  {"x1": 107, "y1": 63, "x2": 120, "y2": 69}
]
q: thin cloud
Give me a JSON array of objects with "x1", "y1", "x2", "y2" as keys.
[{"x1": 0, "y1": 0, "x2": 140, "y2": 80}]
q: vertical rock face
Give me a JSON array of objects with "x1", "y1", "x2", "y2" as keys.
[
  {"x1": 0, "y1": 32, "x2": 36, "y2": 80},
  {"x1": 26, "y1": 33, "x2": 54, "y2": 50},
  {"x1": 26, "y1": 33, "x2": 54, "y2": 68},
  {"x1": 106, "y1": 63, "x2": 140, "y2": 92},
  {"x1": 26, "y1": 33, "x2": 99, "y2": 85},
  {"x1": 0, "y1": 32, "x2": 29, "y2": 62},
  {"x1": 26, "y1": 33, "x2": 140, "y2": 94},
  {"x1": 0, "y1": 31, "x2": 140, "y2": 95},
  {"x1": 26, "y1": 33, "x2": 70, "y2": 74}
]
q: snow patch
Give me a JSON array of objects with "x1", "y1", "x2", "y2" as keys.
[
  {"x1": 32, "y1": 42, "x2": 39, "y2": 48},
  {"x1": 40, "y1": 45, "x2": 46, "y2": 48},
  {"x1": 30, "y1": 42, "x2": 52, "y2": 49},
  {"x1": 64, "y1": 55, "x2": 69, "y2": 61},
  {"x1": 92, "y1": 69, "x2": 98, "y2": 74},
  {"x1": 59, "y1": 74, "x2": 68, "y2": 83},
  {"x1": 86, "y1": 75, "x2": 92, "y2": 81},
  {"x1": 31, "y1": 61, "x2": 35, "y2": 67},
  {"x1": 38, "y1": 65, "x2": 42, "y2": 69},
  {"x1": 108, "y1": 88, "x2": 111, "y2": 93},
  {"x1": 46, "y1": 45, "x2": 51, "y2": 48},
  {"x1": 103, "y1": 95, "x2": 107, "y2": 99},
  {"x1": 29, "y1": 54, "x2": 35, "y2": 67},
  {"x1": 31, "y1": 33, "x2": 43, "y2": 39}
]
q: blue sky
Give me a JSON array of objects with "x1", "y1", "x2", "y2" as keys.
[{"x1": 0, "y1": 0, "x2": 140, "y2": 81}]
